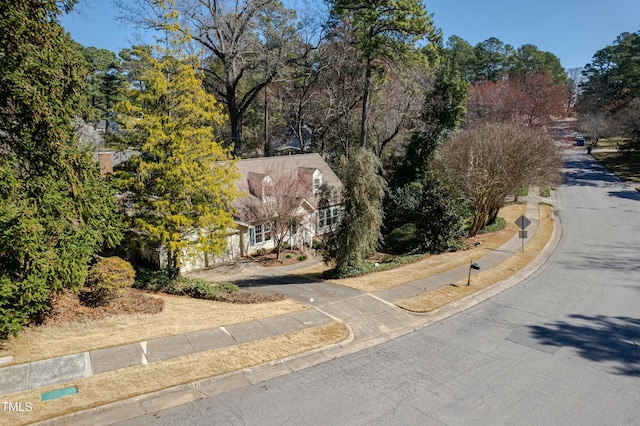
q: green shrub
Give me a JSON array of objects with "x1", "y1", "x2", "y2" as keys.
[
  {"x1": 286, "y1": 254, "x2": 293, "y2": 259},
  {"x1": 481, "y1": 217, "x2": 506, "y2": 233},
  {"x1": 80, "y1": 257, "x2": 135, "y2": 306},
  {"x1": 179, "y1": 278, "x2": 216, "y2": 299},
  {"x1": 376, "y1": 253, "x2": 426, "y2": 270},
  {"x1": 323, "y1": 263, "x2": 374, "y2": 279},
  {"x1": 133, "y1": 267, "x2": 239, "y2": 301},
  {"x1": 539, "y1": 186, "x2": 551, "y2": 197},
  {"x1": 322, "y1": 253, "x2": 428, "y2": 279},
  {"x1": 0, "y1": 276, "x2": 50, "y2": 340},
  {"x1": 297, "y1": 255, "x2": 308, "y2": 261},
  {"x1": 176, "y1": 278, "x2": 239, "y2": 300},
  {"x1": 384, "y1": 223, "x2": 420, "y2": 254},
  {"x1": 132, "y1": 267, "x2": 175, "y2": 292},
  {"x1": 312, "y1": 239, "x2": 325, "y2": 250}
]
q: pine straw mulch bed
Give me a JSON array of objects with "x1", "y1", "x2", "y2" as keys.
[
  {"x1": 250, "y1": 249, "x2": 310, "y2": 267},
  {"x1": 38, "y1": 286, "x2": 284, "y2": 326},
  {"x1": 38, "y1": 288, "x2": 164, "y2": 326},
  {"x1": 200, "y1": 290, "x2": 285, "y2": 303}
]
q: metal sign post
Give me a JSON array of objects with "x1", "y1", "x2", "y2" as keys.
[
  {"x1": 467, "y1": 261, "x2": 480, "y2": 285},
  {"x1": 515, "y1": 215, "x2": 531, "y2": 252}
]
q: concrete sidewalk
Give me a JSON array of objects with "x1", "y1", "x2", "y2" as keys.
[
  {"x1": 0, "y1": 310, "x2": 333, "y2": 397},
  {"x1": 0, "y1": 195, "x2": 560, "y2": 425}
]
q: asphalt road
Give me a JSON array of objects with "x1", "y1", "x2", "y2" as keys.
[{"x1": 119, "y1": 151, "x2": 640, "y2": 425}]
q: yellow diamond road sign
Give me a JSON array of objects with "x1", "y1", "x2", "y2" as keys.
[{"x1": 515, "y1": 215, "x2": 531, "y2": 230}]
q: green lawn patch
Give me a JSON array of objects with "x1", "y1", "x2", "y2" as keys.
[
  {"x1": 323, "y1": 253, "x2": 428, "y2": 279},
  {"x1": 591, "y1": 151, "x2": 640, "y2": 183},
  {"x1": 595, "y1": 137, "x2": 628, "y2": 150},
  {"x1": 539, "y1": 186, "x2": 551, "y2": 197},
  {"x1": 480, "y1": 217, "x2": 506, "y2": 233}
]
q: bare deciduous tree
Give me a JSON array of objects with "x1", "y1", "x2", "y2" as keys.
[
  {"x1": 565, "y1": 67, "x2": 584, "y2": 110},
  {"x1": 466, "y1": 73, "x2": 567, "y2": 128},
  {"x1": 577, "y1": 111, "x2": 609, "y2": 146},
  {"x1": 368, "y1": 64, "x2": 428, "y2": 163},
  {"x1": 117, "y1": 0, "x2": 302, "y2": 156},
  {"x1": 238, "y1": 166, "x2": 312, "y2": 259},
  {"x1": 440, "y1": 122, "x2": 563, "y2": 236}
]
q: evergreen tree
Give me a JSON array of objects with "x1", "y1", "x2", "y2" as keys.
[
  {"x1": 80, "y1": 46, "x2": 126, "y2": 135},
  {"x1": 384, "y1": 171, "x2": 468, "y2": 254},
  {"x1": 321, "y1": 148, "x2": 386, "y2": 277},
  {"x1": 392, "y1": 57, "x2": 468, "y2": 187},
  {"x1": 0, "y1": 0, "x2": 123, "y2": 339},
  {"x1": 328, "y1": 0, "x2": 440, "y2": 148},
  {"x1": 116, "y1": 10, "x2": 240, "y2": 278}
]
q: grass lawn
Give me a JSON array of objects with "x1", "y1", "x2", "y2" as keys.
[
  {"x1": 0, "y1": 295, "x2": 310, "y2": 366},
  {"x1": 292, "y1": 203, "x2": 527, "y2": 292},
  {"x1": 591, "y1": 151, "x2": 640, "y2": 183},
  {"x1": 594, "y1": 137, "x2": 627, "y2": 150},
  {"x1": 397, "y1": 204, "x2": 554, "y2": 313}
]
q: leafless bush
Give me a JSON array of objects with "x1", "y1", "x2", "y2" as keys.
[{"x1": 439, "y1": 122, "x2": 563, "y2": 235}]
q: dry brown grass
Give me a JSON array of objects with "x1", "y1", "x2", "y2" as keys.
[
  {"x1": 592, "y1": 151, "x2": 640, "y2": 183},
  {"x1": 397, "y1": 204, "x2": 553, "y2": 313},
  {"x1": 322, "y1": 204, "x2": 526, "y2": 292},
  {"x1": 2, "y1": 322, "x2": 349, "y2": 426},
  {"x1": 287, "y1": 261, "x2": 331, "y2": 279},
  {"x1": 0, "y1": 294, "x2": 308, "y2": 366}
]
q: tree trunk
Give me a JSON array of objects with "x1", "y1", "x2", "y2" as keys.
[
  {"x1": 263, "y1": 84, "x2": 270, "y2": 157},
  {"x1": 228, "y1": 90, "x2": 242, "y2": 157},
  {"x1": 166, "y1": 250, "x2": 180, "y2": 279},
  {"x1": 470, "y1": 201, "x2": 489, "y2": 236},
  {"x1": 487, "y1": 206, "x2": 500, "y2": 226},
  {"x1": 360, "y1": 57, "x2": 373, "y2": 148}
]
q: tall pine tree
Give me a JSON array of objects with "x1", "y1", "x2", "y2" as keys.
[
  {"x1": 328, "y1": 0, "x2": 440, "y2": 148},
  {"x1": 0, "y1": 0, "x2": 123, "y2": 338}
]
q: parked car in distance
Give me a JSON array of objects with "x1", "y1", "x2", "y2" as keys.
[{"x1": 575, "y1": 134, "x2": 585, "y2": 146}]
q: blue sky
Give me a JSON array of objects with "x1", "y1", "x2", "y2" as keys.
[{"x1": 61, "y1": 0, "x2": 640, "y2": 70}]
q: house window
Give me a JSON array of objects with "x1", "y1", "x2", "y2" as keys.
[
  {"x1": 318, "y1": 207, "x2": 341, "y2": 228},
  {"x1": 313, "y1": 170, "x2": 322, "y2": 193},
  {"x1": 254, "y1": 224, "x2": 263, "y2": 244},
  {"x1": 250, "y1": 223, "x2": 272, "y2": 246},
  {"x1": 263, "y1": 222, "x2": 272, "y2": 241},
  {"x1": 318, "y1": 209, "x2": 328, "y2": 228},
  {"x1": 331, "y1": 207, "x2": 341, "y2": 223}
]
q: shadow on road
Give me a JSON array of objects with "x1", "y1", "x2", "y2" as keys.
[
  {"x1": 558, "y1": 243, "x2": 640, "y2": 273},
  {"x1": 607, "y1": 190, "x2": 640, "y2": 201},
  {"x1": 528, "y1": 314, "x2": 640, "y2": 376},
  {"x1": 235, "y1": 274, "x2": 316, "y2": 288},
  {"x1": 563, "y1": 155, "x2": 623, "y2": 188},
  {"x1": 562, "y1": 152, "x2": 640, "y2": 201}
]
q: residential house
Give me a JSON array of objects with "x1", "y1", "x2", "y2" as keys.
[
  {"x1": 109, "y1": 152, "x2": 343, "y2": 273},
  {"x1": 171, "y1": 153, "x2": 343, "y2": 273},
  {"x1": 231, "y1": 153, "x2": 343, "y2": 259}
]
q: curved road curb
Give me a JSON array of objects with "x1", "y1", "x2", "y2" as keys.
[
  {"x1": 420, "y1": 205, "x2": 562, "y2": 325},
  {"x1": 37, "y1": 205, "x2": 562, "y2": 426}
]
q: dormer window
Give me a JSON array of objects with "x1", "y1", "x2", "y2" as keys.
[
  {"x1": 312, "y1": 169, "x2": 322, "y2": 193},
  {"x1": 248, "y1": 172, "x2": 274, "y2": 202},
  {"x1": 262, "y1": 176, "x2": 274, "y2": 201},
  {"x1": 297, "y1": 167, "x2": 322, "y2": 194}
]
